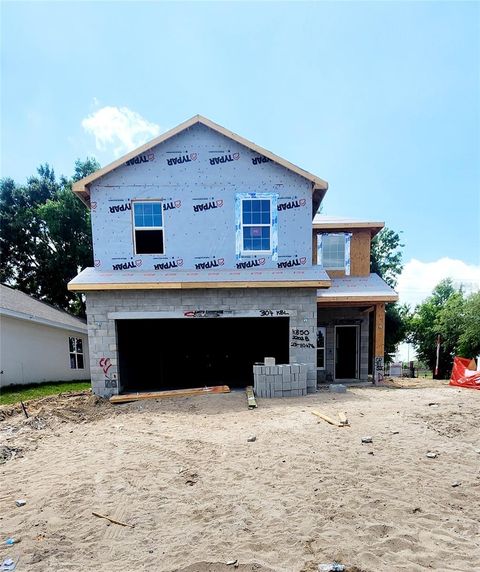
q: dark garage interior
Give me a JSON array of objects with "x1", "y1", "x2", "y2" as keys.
[{"x1": 117, "y1": 317, "x2": 290, "y2": 392}]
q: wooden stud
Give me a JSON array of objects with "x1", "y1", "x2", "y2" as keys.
[
  {"x1": 311, "y1": 410, "x2": 342, "y2": 426},
  {"x1": 110, "y1": 385, "x2": 231, "y2": 403},
  {"x1": 246, "y1": 386, "x2": 257, "y2": 409},
  {"x1": 92, "y1": 512, "x2": 135, "y2": 528}
]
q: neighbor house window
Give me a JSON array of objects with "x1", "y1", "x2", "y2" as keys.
[
  {"x1": 133, "y1": 201, "x2": 164, "y2": 254},
  {"x1": 69, "y1": 337, "x2": 84, "y2": 369},
  {"x1": 241, "y1": 198, "x2": 272, "y2": 254},
  {"x1": 317, "y1": 327, "x2": 326, "y2": 369}
]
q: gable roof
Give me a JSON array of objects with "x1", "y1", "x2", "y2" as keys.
[
  {"x1": 0, "y1": 284, "x2": 88, "y2": 334},
  {"x1": 73, "y1": 115, "x2": 329, "y2": 208}
]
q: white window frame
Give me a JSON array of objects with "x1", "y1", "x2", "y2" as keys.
[
  {"x1": 317, "y1": 326, "x2": 326, "y2": 370},
  {"x1": 132, "y1": 200, "x2": 165, "y2": 255},
  {"x1": 69, "y1": 337, "x2": 84, "y2": 370},
  {"x1": 240, "y1": 196, "x2": 273, "y2": 256},
  {"x1": 321, "y1": 233, "x2": 346, "y2": 270}
]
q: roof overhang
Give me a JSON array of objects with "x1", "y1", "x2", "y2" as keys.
[
  {"x1": 316, "y1": 273, "x2": 398, "y2": 304},
  {"x1": 0, "y1": 307, "x2": 88, "y2": 334},
  {"x1": 313, "y1": 219, "x2": 384, "y2": 238},
  {"x1": 68, "y1": 266, "x2": 331, "y2": 292},
  {"x1": 73, "y1": 115, "x2": 328, "y2": 209}
]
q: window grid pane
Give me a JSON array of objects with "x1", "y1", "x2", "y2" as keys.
[
  {"x1": 134, "y1": 202, "x2": 163, "y2": 228},
  {"x1": 322, "y1": 235, "x2": 345, "y2": 269},
  {"x1": 242, "y1": 198, "x2": 271, "y2": 252},
  {"x1": 69, "y1": 337, "x2": 84, "y2": 369}
]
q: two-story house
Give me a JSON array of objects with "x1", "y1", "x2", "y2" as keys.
[{"x1": 68, "y1": 115, "x2": 397, "y2": 398}]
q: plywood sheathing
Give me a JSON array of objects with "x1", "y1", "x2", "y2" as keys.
[{"x1": 351, "y1": 231, "x2": 371, "y2": 276}]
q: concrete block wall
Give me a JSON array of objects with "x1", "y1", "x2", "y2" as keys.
[
  {"x1": 85, "y1": 287, "x2": 317, "y2": 397},
  {"x1": 254, "y1": 363, "x2": 308, "y2": 397},
  {"x1": 317, "y1": 307, "x2": 370, "y2": 383}
]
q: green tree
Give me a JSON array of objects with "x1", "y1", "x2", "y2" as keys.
[
  {"x1": 0, "y1": 158, "x2": 99, "y2": 316},
  {"x1": 370, "y1": 227, "x2": 409, "y2": 361},
  {"x1": 370, "y1": 227, "x2": 404, "y2": 288},
  {"x1": 408, "y1": 279, "x2": 474, "y2": 378},
  {"x1": 458, "y1": 291, "x2": 480, "y2": 359}
]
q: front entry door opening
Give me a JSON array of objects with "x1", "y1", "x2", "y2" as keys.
[
  {"x1": 116, "y1": 317, "x2": 290, "y2": 392},
  {"x1": 334, "y1": 325, "x2": 359, "y2": 380}
]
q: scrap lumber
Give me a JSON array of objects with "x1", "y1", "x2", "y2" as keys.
[
  {"x1": 311, "y1": 410, "x2": 342, "y2": 427},
  {"x1": 92, "y1": 511, "x2": 135, "y2": 528},
  {"x1": 338, "y1": 412, "x2": 349, "y2": 426},
  {"x1": 246, "y1": 386, "x2": 257, "y2": 409},
  {"x1": 109, "y1": 385, "x2": 230, "y2": 404}
]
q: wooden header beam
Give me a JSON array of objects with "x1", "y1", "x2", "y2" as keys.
[{"x1": 68, "y1": 279, "x2": 331, "y2": 292}]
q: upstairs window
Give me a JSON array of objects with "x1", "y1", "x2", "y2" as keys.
[
  {"x1": 317, "y1": 233, "x2": 351, "y2": 274},
  {"x1": 241, "y1": 198, "x2": 272, "y2": 254},
  {"x1": 133, "y1": 201, "x2": 164, "y2": 255},
  {"x1": 69, "y1": 337, "x2": 84, "y2": 369},
  {"x1": 322, "y1": 234, "x2": 345, "y2": 269}
]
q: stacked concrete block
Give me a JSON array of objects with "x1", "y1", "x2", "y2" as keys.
[{"x1": 254, "y1": 363, "x2": 308, "y2": 398}]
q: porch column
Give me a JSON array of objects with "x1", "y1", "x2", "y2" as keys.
[{"x1": 373, "y1": 303, "x2": 385, "y2": 384}]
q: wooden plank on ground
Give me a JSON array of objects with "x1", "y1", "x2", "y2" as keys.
[
  {"x1": 338, "y1": 411, "x2": 349, "y2": 426},
  {"x1": 110, "y1": 385, "x2": 231, "y2": 404},
  {"x1": 92, "y1": 511, "x2": 135, "y2": 528},
  {"x1": 246, "y1": 386, "x2": 257, "y2": 409},
  {"x1": 311, "y1": 410, "x2": 342, "y2": 427}
]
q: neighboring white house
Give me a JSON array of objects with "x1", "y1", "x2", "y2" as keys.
[{"x1": 0, "y1": 284, "x2": 90, "y2": 386}]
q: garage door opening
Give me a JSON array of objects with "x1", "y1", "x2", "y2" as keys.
[{"x1": 116, "y1": 317, "x2": 290, "y2": 392}]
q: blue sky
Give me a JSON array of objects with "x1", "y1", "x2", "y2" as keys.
[{"x1": 1, "y1": 1, "x2": 479, "y2": 305}]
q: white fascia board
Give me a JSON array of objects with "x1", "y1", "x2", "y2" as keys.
[{"x1": 0, "y1": 308, "x2": 88, "y2": 335}]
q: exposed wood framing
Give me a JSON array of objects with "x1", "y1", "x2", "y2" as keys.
[
  {"x1": 69, "y1": 279, "x2": 332, "y2": 292},
  {"x1": 246, "y1": 386, "x2": 257, "y2": 409},
  {"x1": 361, "y1": 306, "x2": 375, "y2": 314},
  {"x1": 351, "y1": 231, "x2": 371, "y2": 276},
  {"x1": 373, "y1": 303, "x2": 386, "y2": 358},
  {"x1": 312, "y1": 221, "x2": 384, "y2": 237},
  {"x1": 110, "y1": 385, "x2": 231, "y2": 403},
  {"x1": 317, "y1": 296, "x2": 398, "y2": 304}
]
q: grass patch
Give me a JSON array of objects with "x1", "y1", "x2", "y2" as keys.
[{"x1": 0, "y1": 380, "x2": 91, "y2": 406}]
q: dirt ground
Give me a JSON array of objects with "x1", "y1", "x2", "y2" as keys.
[{"x1": 0, "y1": 380, "x2": 479, "y2": 572}]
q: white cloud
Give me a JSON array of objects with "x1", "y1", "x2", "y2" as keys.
[
  {"x1": 397, "y1": 257, "x2": 480, "y2": 309},
  {"x1": 81, "y1": 106, "x2": 160, "y2": 157}
]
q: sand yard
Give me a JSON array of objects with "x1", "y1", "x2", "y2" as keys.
[{"x1": 1, "y1": 381, "x2": 479, "y2": 572}]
